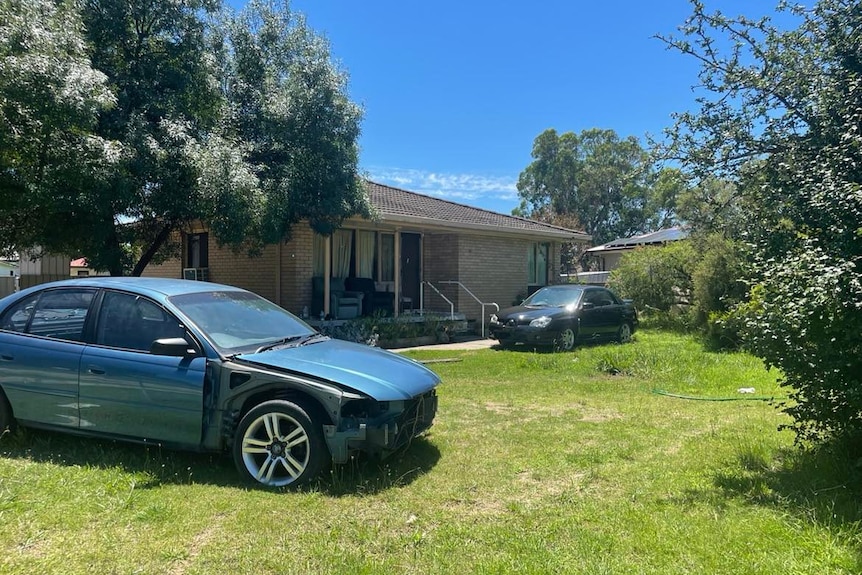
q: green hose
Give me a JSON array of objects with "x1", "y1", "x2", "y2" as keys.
[{"x1": 652, "y1": 388, "x2": 789, "y2": 402}]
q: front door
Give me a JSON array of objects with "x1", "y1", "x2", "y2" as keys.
[{"x1": 400, "y1": 233, "x2": 421, "y2": 309}]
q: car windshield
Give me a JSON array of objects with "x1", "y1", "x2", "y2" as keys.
[
  {"x1": 522, "y1": 286, "x2": 584, "y2": 308},
  {"x1": 169, "y1": 290, "x2": 315, "y2": 354}
]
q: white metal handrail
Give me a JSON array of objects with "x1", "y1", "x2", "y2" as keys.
[
  {"x1": 421, "y1": 281, "x2": 455, "y2": 319},
  {"x1": 436, "y1": 281, "x2": 499, "y2": 338}
]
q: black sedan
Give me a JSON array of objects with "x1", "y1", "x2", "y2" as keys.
[{"x1": 489, "y1": 285, "x2": 638, "y2": 351}]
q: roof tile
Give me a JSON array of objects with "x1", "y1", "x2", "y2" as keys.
[{"x1": 364, "y1": 180, "x2": 587, "y2": 238}]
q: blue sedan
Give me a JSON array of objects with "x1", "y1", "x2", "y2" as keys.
[{"x1": 0, "y1": 278, "x2": 440, "y2": 487}]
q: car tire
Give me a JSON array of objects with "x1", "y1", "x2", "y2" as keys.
[
  {"x1": 0, "y1": 388, "x2": 14, "y2": 435},
  {"x1": 617, "y1": 322, "x2": 633, "y2": 344},
  {"x1": 232, "y1": 400, "x2": 329, "y2": 488},
  {"x1": 555, "y1": 327, "x2": 576, "y2": 352}
]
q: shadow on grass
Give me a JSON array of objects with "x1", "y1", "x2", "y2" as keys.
[
  {"x1": 0, "y1": 427, "x2": 440, "y2": 495},
  {"x1": 713, "y1": 440, "x2": 862, "y2": 566}
]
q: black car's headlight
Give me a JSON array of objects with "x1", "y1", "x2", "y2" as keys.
[
  {"x1": 529, "y1": 316, "x2": 552, "y2": 328},
  {"x1": 490, "y1": 314, "x2": 499, "y2": 324}
]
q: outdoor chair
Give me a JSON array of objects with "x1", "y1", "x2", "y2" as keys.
[
  {"x1": 345, "y1": 277, "x2": 395, "y2": 316},
  {"x1": 311, "y1": 276, "x2": 363, "y2": 319}
]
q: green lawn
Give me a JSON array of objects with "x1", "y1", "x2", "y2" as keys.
[{"x1": 1, "y1": 330, "x2": 860, "y2": 574}]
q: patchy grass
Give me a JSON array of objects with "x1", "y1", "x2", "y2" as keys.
[{"x1": 0, "y1": 330, "x2": 859, "y2": 574}]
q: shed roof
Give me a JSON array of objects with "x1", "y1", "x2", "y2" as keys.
[
  {"x1": 586, "y1": 227, "x2": 688, "y2": 253},
  {"x1": 363, "y1": 180, "x2": 590, "y2": 241}
]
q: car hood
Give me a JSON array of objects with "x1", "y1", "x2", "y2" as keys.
[
  {"x1": 497, "y1": 305, "x2": 571, "y2": 321},
  {"x1": 235, "y1": 338, "x2": 440, "y2": 401}
]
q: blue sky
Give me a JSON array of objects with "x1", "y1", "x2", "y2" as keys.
[{"x1": 256, "y1": 1, "x2": 787, "y2": 214}]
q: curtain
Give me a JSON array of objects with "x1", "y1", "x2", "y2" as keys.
[
  {"x1": 528, "y1": 242, "x2": 550, "y2": 285},
  {"x1": 381, "y1": 234, "x2": 395, "y2": 281},
  {"x1": 356, "y1": 230, "x2": 376, "y2": 278},
  {"x1": 537, "y1": 243, "x2": 549, "y2": 285},
  {"x1": 312, "y1": 234, "x2": 326, "y2": 277},
  {"x1": 527, "y1": 244, "x2": 537, "y2": 284},
  {"x1": 332, "y1": 229, "x2": 353, "y2": 278}
]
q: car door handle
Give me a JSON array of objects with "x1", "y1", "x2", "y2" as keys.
[
  {"x1": 87, "y1": 367, "x2": 106, "y2": 375},
  {"x1": 0, "y1": 354, "x2": 13, "y2": 361}
]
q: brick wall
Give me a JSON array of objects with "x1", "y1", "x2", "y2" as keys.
[
  {"x1": 140, "y1": 256, "x2": 182, "y2": 279},
  {"x1": 422, "y1": 233, "x2": 460, "y2": 314},
  {"x1": 456, "y1": 236, "x2": 530, "y2": 323},
  {"x1": 279, "y1": 226, "x2": 314, "y2": 314}
]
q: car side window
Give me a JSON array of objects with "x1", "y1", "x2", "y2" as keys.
[
  {"x1": 596, "y1": 290, "x2": 615, "y2": 307},
  {"x1": 96, "y1": 291, "x2": 188, "y2": 352},
  {"x1": 18, "y1": 289, "x2": 95, "y2": 341},
  {"x1": 583, "y1": 291, "x2": 602, "y2": 307},
  {"x1": 0, "y1": 293, "x2": 40, "y2": 333}
]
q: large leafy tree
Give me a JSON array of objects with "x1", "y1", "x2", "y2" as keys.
[
  {"x1": 0, "y1": 0, "x2": 116, "y2": 259},
  {"x1": 661, "y1": 0, "x2": 862, "y2": 441},
  {"x1": 515, "y1": 128, "x2": 680, "y2": 248},
  {"x1": 218, "y1": 0, "x2": 368, "y2": 245},
  {"x1": 0, "y1": 0, "x2": 365, "y2": 275}
]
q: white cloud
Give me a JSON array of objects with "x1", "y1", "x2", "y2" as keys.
[{"x1": 366, "y1": 166, "x2": 519, "y2": 205}]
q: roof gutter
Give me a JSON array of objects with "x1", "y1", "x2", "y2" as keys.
[{"x1": 366, "y1": 213, "x2": 591, "y2": 242}]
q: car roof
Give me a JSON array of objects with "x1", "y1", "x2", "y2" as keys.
[{"x1": 15, "y1": 277, "x2": 247, "y2": 300}]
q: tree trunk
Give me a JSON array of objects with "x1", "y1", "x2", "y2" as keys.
[{"x1": 132, "y1": 224, "x2": 173, "y2": 277}]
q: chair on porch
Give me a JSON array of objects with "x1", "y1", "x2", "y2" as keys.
[
  {"x1": 311, "y1": 277, "x2": 363, "y2": 319},
  {"x1": 345, "y1": 277, "x2": 395, "y2": 316}
]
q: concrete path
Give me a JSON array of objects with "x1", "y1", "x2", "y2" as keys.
[{"x1": 390, "y1": 337, "x2": 498, "y2": 353}]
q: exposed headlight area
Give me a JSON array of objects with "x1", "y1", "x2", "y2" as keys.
[
  {"x1": 341, "y1": 398, "x2": 389, "y2": 422},
  {"x1": 529, "y1": 316, "x2": 553, "y2": 328}
]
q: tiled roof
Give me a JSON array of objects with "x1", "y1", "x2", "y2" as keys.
[
  {"x1": 587, "y1": 227, "x2": 688, "y2": 252},
  {"x1": 364, "y1": 180, "x2": 589, "y2": 240}
]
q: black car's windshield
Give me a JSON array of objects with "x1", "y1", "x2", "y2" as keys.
[
  {"x1": 169, "y1": 291, "x2": 315, "y2": 355},
  {"x1": 522, "y1": 286, "x2": 584, "y2": 308}
]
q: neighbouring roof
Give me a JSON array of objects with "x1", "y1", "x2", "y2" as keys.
[
  {"x1": 363, "y1": 180, "x2": 591, "y2": 241},
  {"x1": 70, "y1": 258, "x2": 88, "y2": 267},
  {"x1": 586, "y1": 227, "x2": 688, "y2": 253}
]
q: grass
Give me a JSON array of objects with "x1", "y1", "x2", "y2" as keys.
[{"x1": 1, "y1": 329, "x2": 860, "y2": 574}]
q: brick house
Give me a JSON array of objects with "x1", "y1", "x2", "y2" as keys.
[{"x1": 142, "y1": 180, "x2": 590, "y2": 322}]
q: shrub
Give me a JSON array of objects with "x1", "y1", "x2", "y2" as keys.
[{"x1": 608, "y1": 241, "x2": 697, "y2": 313}]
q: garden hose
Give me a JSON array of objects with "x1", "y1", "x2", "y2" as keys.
[{"x1": 651, "y1": 389, "x2": 789, "y2": 402}]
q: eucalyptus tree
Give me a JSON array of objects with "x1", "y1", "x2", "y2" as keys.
[{"x1": 516, "y1": 128, "x2": 679, "y2": 247}]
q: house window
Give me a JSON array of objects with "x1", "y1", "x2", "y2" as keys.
[
  {"x1": 528, "y1": 242, "x2": 550, "y2": 286},
  {"x1": 380, "y1": 234, "x2": 395, "y2": 282},
  {"x1": 312, "y1": 230, "x2": 390, "y2": 281},
  {"x1": 187, "y1": 233, "x2": 209, "y2": 269},
  {"x1": 355, "y1": 230, "x2": 376, "y2": 279},
  {"x1": 332, "y1": 229, "x2": 353, "y2": 278}
]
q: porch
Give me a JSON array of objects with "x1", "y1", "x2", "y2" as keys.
[{"x1": 307, "y1": 310, "x2": 471, "y2": 349}]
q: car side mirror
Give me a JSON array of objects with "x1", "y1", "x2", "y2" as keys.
[
  {"x1": 150, "y1": 337, "x2": 195, "y2": 357},
  {"x1": 581, "y1": 302, "x2": 595, "y2": 310}
]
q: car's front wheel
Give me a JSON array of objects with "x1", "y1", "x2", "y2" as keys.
[
  {"x1": 232, "y1": 400, "x2": 329, "y2": 488},
  {"x1": 617, "y1": 322, "x2": 633, "y2": 343},
  {"x1": 555, "y1": 327, "x2": 576, "y2": 351}
]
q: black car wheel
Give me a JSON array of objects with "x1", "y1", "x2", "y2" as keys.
[
  {"x1": 233, "y1": 400, "x2": 329, "y2": 488},
  {"x1": 555, "y1": 327, "x2": 576, "y2": 351},
  {"x1": 617, "y1": 322, "x2": 633, "y2": 344}
]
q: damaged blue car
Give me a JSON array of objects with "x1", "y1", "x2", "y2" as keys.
[{"x1": 0, "y1": 278, "x2": 439, "y2": 487}]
